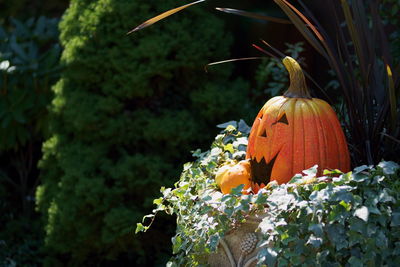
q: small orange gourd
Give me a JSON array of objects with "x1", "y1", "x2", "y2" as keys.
[
  {"x1": 246, "y1": 56, "x2": 350, "y2": 192},
  {"x1": 216, "y1": 160, "x2": 251, "y2": 194}
]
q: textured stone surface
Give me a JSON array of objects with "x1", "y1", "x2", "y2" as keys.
[{"x1": 208, "y1": 213, "x2": 267, "y2": 267}]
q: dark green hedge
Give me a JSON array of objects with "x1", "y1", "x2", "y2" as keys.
[
  {"x1": 35, "y1": 0, "x2": 250, "y2": 265},
  {"x1": 0, "y1": 0, "x2": 68, "y2": 20}
]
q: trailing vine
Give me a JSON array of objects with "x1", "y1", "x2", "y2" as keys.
[{"x1": 136, "y1": 121, "x2": 400, "y2": 266}]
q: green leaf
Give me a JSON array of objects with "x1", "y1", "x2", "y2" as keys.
[
  {"x1": 172, "y1": 235, "x2": 182, "y2": 254},
  {"x1": 339, "y1": 200, "x2": 352, "y2": 211},
  {"x1": 375, "y1": 230, "x2": 388, "y2": 248},
  {"x1": 349, "y1": 217, "x2": 367, "y2": 235},
  {"x1": 367, "y1": 205, "x2": 381, "y2": 215},
  {"x1": 348, "y1": 231, "x2": 362, "y2": 247},
  {"x1": 0, "y1": 60, "x2": 10, "y2": 70},
  {"x1": 135, "y1": 223, "x2": 148, "y2": 234},
  {"x1": 326, "y1": 224, "x2": 348, "y2": 249},
  {"x1": 289, "y1": 174, "x2": 303, "y2": 183},
  {"x1": 10, "y1": 39, "x2": 28, "y2": 61},
  {"x1": 391, "y1": 212, "x2": 400, "y2": 227},
  {"x1": 316, "y1": 250, "x2": 330, "y2": 264},
  {"x1": 310, "y1": 187, "x2": 332, "y2": 203},
  {"x1": 302, "y1": 165, "x2": 318, "y2": 176},
  {"x1": 230, "y1": 184, "x2": 244, "y2": 196},
  {"x1": 223, "y1": 143, "x2": 234, "y2": 153},
  {"x1": 277, "y1": 258, "x2": 289, "y2": 267},
  {"x1": 372, "y1": 175, "x2": 385, "y2": 185},
  {"x1": 258, "y1": 247, "x2": 278, "y2": 266},
  {"x1": 307, "y1": 234, "x2": 323, "y2": 248},
  {"x1": 378, "y1": 189, "x2": 395, "y2": 203},
  {"x1": 354, "y1": 206, "x2": 369, "y2": 222},
  {"x1": 353, "y1": 165, "x2": 372, "y2": 173},
  {"x1": 216, "y1": 120, "x2": 237, "y2": 129},
  {"x1": 348, "y1": 256, "x2": 363, "y2": 267},
  {"x1": 352, "y1": 172, "x2": 369, "y2": 183},
  {"x1": 259, "y1": 220, "x2": 276, "y2": 234},
  {"x1": 378, "y1": 161, "x2": 399, "y2": 175},
  {"x1": 238, "y1": 119, "x2": 251, "y2": 134},
  {"x1": 208, "y1": 233, "x2": 220, "y2": 251},
  {"x1": 166, "y1": 261, "x2": 178, "y2": 267},
  {"x1": 331, "y1": 186, "x2": 354, "y2": 203},
  {"x1": 393, "y1": 242, "x2": 400, "y2": 255},
  {"x1": 308, "y1": 223, "x2": 324, "y2": 236},
  {"x1": 254, "y1": 192, "x2": 268, "y2": 204},
  {"x1": 153, "y1": 197, "x2": 163, "y2": 205},
  {"x1": 323, "y1": 169, "x2": 343, "y2": 175}
]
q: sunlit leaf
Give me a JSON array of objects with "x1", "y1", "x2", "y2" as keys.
[
  {"x1": 238, "y1": 120, "x2": 251, "y2": 134},
  {"x1": 215, "y1": 7, "x2": 291, "y2": 24},
  {"x1": 273, "y1": 0, "x2": 327, "y2": 57},
  {"x1": 206, "y1": 57, "x2": 263, "y2": 72},
  {"x1": 378, "y1": 161, "x2": 400, "y2": 175},
  {"x1": 216, "y1": 121, "x2": 237, "y2": 129},
  {"x1": 252, "y1": 43, "x2": 278, "y2": 59},
  {"x1": 135, "y1": 223, "x2": 148, "y2": 233},
  {"x1": 307, "y1": 234, "x2": 323, "y2": 248},
  {"x1": 127, "y1": 0, "x2": 206, "y2": 34},
  {"x1": 354, "y1": 206, "x2": 369, "y2": 222},
  {"x1": 386, "y1": 64, "x2": 397, "y2": 131}
]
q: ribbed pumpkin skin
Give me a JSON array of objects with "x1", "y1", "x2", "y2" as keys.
[{"x1": 246, "y1": 85, "x2": 350, "y2": 187}]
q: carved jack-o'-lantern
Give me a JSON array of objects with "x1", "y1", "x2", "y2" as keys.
[{"x1": 246, "y1": 57, "x2": 350, "y2": 191}]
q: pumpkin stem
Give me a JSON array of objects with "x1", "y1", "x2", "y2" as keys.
[{"x1": 282, "y1": 56, "x2": 311, "y2": 99}]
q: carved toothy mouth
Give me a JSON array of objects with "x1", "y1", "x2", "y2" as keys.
[{"x1": 250, "y1": 153, "x2": 278, "y2": 185}]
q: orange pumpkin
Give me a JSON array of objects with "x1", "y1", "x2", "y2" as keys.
[
  {"x1": 246, "y1": 56, "x2": 350, "y2": 191},
  {"x1": 216, "y1": 160, "x2": 251, "y2": 194}
]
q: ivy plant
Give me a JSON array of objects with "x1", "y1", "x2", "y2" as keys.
[{"x1": 136, "y1": 121, "x2": 400, "y2": 266}]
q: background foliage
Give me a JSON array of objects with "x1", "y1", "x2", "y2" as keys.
[
  {"x1": 35, "y1": 0, "x2": 251, "y2": 265},
  {"x1": 254, "y1": 42, "x2": 305, "y2": 99},
  {"x1": 0, "y1": 0, "x2": 68, "y2": 21},
  {"x1": 0, "y1": 16, "x2": 61, "y2": 266}
]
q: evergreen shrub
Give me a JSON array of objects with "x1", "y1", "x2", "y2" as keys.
[{"x1": 36, "y1": 0, "x2": 250, "y2": 265}]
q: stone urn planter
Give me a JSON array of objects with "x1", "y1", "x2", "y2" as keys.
[{"x1": 208, "y1": 213, "x2": 267, "y2": 267}]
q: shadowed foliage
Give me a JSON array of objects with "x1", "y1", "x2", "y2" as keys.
[{"x1": 35, "y1": 0, "x2": 250, "y2": 265}]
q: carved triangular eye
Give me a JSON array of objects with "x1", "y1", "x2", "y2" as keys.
[
  {"x1": 276, "y1": 113, "x2": 289, "y2": 125},
  {"x1": 260, "y1": 130, "x2": 267, "y2": 137}
]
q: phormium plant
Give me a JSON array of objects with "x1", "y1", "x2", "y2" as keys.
[{"x1": 130, "y1": 0, "x2": 400, "y2": 166}]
